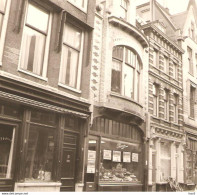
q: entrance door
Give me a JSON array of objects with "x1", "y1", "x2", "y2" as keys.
[
  {"x1": 85, "y1": 135, "x2": 100, "y2": 191},
  {"x1": 0, "y1": 124, "x2": 16, "y2": 191},
  {"x1": 60, "y1": 132, "x2": 78, "y2": 191}
]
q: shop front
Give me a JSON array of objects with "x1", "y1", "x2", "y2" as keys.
[
  {"x1": 0, "y1": 87, "x2": 90, "y2": 192},
  {"x1": 84, "y1": 115, "x2": 145, "y2": 192},
  {"x1": 184, "y1": 133, "x2": 197, "y2": 191}
]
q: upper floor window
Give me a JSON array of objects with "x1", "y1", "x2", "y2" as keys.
[
  {"x1": 163, "y1": 56, "x2": 169, "y2": 74},
  {"x1": 0, "y1": 0, "x2": 7, "y2": 37},
  {"x1": 59, "y1": 22, "x2": 84, "y2": 90},
  {"x1": 190, "y1": 85, "x2": 195, "y2": 118},
  {"x1": 173, "y1": 94, "x2": 179, "y2": 123},
  {"x1": 153, "y1": 84, "x2": 159, "y2": 117},
  {"x1": 153, "y1": 49, "x2": 159, "y2": 67},
  {"x1": 173, "y1": 63, "x2": 178, "y2": 79},
  {"x1": 0, "y1": 0, "x2": 11, "y2": 65},
  {"x1": 164, "y1": 89, "x2": 169, "y2": 121},
  {"x1": 120, "y1": 0, "x2": 128, "y2": 20},
  {"x1": 188, "y1": 47, "x2": 193, "y2": 75},
  {"x1": 111, "y1": 46, "x2": 141, "y2": 102},
  {"x1": 68, "y1": 0, "x2": 88, "y2": 12},
  {"x1": 19, "y1": 3, "x2": 52, "y2": 78}
]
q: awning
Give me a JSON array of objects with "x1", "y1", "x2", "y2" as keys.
[{"x1": 0, "y1": 91, "x2": 89, "y2": 118}]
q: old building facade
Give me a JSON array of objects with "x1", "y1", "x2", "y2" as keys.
[
  {"x1": 137, "y1": 0, "x2": 185, "y2": 192},
  {"x1": 84, "y1": 0, "x2": 149, "y2": 192},
  {"x1": 0, "y1": 0, "x2": 95, "y2": 192},
  {"x1": 171, "y1": 0, "x2": 197, "y2": 190}
]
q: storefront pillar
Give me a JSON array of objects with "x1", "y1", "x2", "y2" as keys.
[
  {"x1": 170, "y1": 142, "x2": 176, "y2": 179},
  {"x1": 155, "y1": 138, "x2": 161, "y2": 182},
  {"x1": 177, "y1": 144, "x2": 184, "y2": 183}
]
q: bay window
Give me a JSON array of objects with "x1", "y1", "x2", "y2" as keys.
[
  {"x1": 111, "y1": 46, "x2": 141, "y2": 102},
  {"x1": 59, "y1": 22, "x2": 83, "y2": 90},
  {"x1": 19, "y1": 3, "x2": 51, "y2": 78}
]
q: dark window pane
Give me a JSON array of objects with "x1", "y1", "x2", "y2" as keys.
[{"x1": 111, "y1": 60, "x2": 121, "y2": 93}]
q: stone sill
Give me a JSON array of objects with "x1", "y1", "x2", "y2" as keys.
[{"x1": 16, "y1": 182, "x2": 62, "y2": 187}]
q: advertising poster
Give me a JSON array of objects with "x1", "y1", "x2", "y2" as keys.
[
  {"x1": 103, "y1": 150, "x2": 111, "y2": 160},
  {"x1": 113, "y1": 151, "x2": 121, "y2": 162},
  {"x1": 87, "y1": 150, "x2": 96, "y2": 173},
  {"x1": 132, "y1": 153, "x2": 139, "y2": 162},
  {"x1": 123, "y1": 152, "x2": 131, "y2": 163}
]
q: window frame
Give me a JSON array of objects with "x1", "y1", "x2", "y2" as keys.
[
  {"x1": 190, "y1": 85, "x2": 195, "y2": 119},
  {"x1": 188, "y1": 46, "x2": 193, "y2": 75},
  {"x1": 18, "y1": 1, "x2": 52, "y2": 80},
  {"x1": 58, "y1": 22, "x2": 84, "y2": 92},
  {"x1": 0, "y1": 0, "x2": 11, "y2": 66},
  {"x1": 120, "y1": 0, "x2": 128, "y2": 21},
  {"x1": 153, "y1": 84, "x2": 159, "y2": 117},
  {"x1": 163, "y1": 55, "x2": 169, "y2": 74},
  {"x1": 164, "y1": 89, "x2": 169, "y2": 121},
  {"x1": 153, "y1": 49, "x2": 159, "y2": 67},
  {"x1": 111, "y1": 46, "x2": 141, "y2": 102},
  {"x1": 173, "y1": 94, "x2": 179, "y2": 124},
  {"x1": 67, "y1": 0, "x2": 88, "y2": 13}
]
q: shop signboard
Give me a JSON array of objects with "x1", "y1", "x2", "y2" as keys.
[
  {"x1": 123, "y1": 152, "x2": 131, "y2": 163},
  {"x1": 132, "y1": 153, "x2": 138, "y2": 162},
  {"x1": 103, "y1": 150, "x2": 111, "y2": 160},
  {"x1": 87, "y1": 150, "x2": 96, "y2": 173},
  {"x1": 113, "y1": 151, "x2": 121, "y2": 162}
]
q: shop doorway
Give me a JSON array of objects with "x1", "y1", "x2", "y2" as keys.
[
  {"x1": 60, "y1": 132, "x2": 78, "y2": 191},
  {"x1": 0, "y1": 124, "x2": 16, "y2": 191}
]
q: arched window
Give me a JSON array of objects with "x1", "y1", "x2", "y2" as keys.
[{"x1": 111, "y1": 46, "x2": 141, "y2": 102}]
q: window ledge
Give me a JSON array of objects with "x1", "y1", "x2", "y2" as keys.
[
  {"x1": 16, "y1": 182, "x2": 61, "y2": 187},
  {"x1": 110, "y1": 92, "x2": 142, "y2": 108},
  {"x1": 18, "y1": 69, "x2": 48, "y2": 82},
  {"x1": 58, "y1": 83, "x2": 81, "y2": 94},
  {"x1": 188, "y1": 116, "x2": 195, "y2": 121}
]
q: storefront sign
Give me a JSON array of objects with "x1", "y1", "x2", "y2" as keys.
[
  {"x1": 88, "y1": 150, "x2": 96, "y2": 160},
  {"x1": 132, "y1": 153, "x2": 138, "y2": 162},
  {"x1": 123, "y1": 152, "x2": 131, "y2": 163},
  {"x1": 103, "y1": 150, "x2": 111, "y2": 160},
  {"x1": 113, "y1": 151, "x2": 121, "y2": 162},
  {"x1": 87, "y1": 160, "x2": 95, "y2": 173}
]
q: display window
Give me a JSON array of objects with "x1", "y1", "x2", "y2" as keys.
[
  {"x1": 99, "y1": 138, "x2": 142, "y2": 183},
  {"x1": 0, "y1": 124, "x2": 15, "y2": 179}
]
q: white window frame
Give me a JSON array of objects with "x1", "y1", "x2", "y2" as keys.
[
  {"x1": 58, "y1": 22, "x2": 84, "y2": 93},
  {"x1": 0, "y1": 0, "x2": 11, "y2": 66},
  {"x1": 18, "y1": 2, "x2": 52, "y2": 81},
  {"x1": 120, "y1": 0, "x2": 128, "y2": 21},
  {"x1": 67, "y1": 0, "x2": 88, "y2": 13}
]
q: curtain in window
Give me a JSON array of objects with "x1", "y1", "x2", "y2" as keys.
[
  {"x1": 60, "y1": 45, "x2": 79, "y2": 88},
  {"x1": 124, "y1": 64, "x2": 134, "y2": 98},
  {"x1": 20, "y1": 27, "x2": 46, "y2": 76},
  {"x1": 111, "y1": 60, "x2": 121, "y2": 93}
]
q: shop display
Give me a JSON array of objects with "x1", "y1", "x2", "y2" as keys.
[{"x1": 99, "y1": 163, "x2": 138, "y2": 182}]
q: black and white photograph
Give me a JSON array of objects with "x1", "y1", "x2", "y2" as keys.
[{"x1": 0, "y1": 0, "x2": 197, "y2": 193}]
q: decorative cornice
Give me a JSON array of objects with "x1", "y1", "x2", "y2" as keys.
[{"x1": 108, "y1": 16, "x2": 149, "y2": 48}]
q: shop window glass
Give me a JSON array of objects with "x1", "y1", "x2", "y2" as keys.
[
  {"x1": 19, "y1": 3, "x2": 50, "y2": 77},
  {"x1": 25, "y1": 125, "x2": 55, "y2": 181},
  {"x1": 99, "y1": 138, "x2": 142, "y2": 183},
  {"x1": 59, "y1": 23, "x2": 83, "y2": 89},
  {"x1": 31, "y1": 110, "x2": 56, "y2": 126},
  {"x1": 160, "y1": 142, "x2": 171, "y2": 182},
  {"x1": 0, "y1": 125, "x2": 15, "y2": 179}
]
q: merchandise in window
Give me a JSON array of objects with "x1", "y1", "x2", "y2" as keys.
[
  {"x1": 111, "y1": 46, "x2": 141, "y2": 102},
  {"x1": 99, "y1": 139, "x2": 142, "y2": 183},
  {"x1": 25, "y1": 125, "x2": 55, "y2": 181},
  {"x1": 59, "y1": 23, "x2": 83, "y2": 89},
  {"x1": 20, "y1": 3, "x2": 50, "y2": 77},
  {"x1": 0, "y1": 0, "x2": 7, "y2": 38}
]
